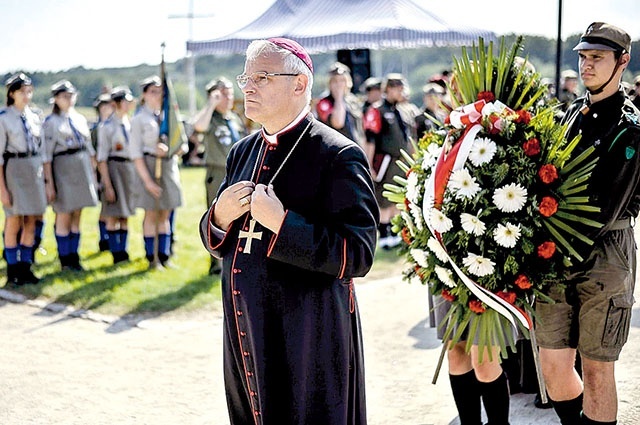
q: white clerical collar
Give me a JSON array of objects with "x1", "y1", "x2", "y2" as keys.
[{"x1": 261, "y1": 106, "x2": 310, "y2": 146}]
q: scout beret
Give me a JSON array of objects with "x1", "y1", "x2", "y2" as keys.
[
  {"x1": 328, "y1": 62, "x2": 350, "y2": 76},
  {"x1": 361, "y1": 77, "x2": 382, "y2": 93},
  {"x1": 140, "y1": 75, "x2": 161, "y2": 92},
  {"x1": 111, "y1": 86, "x2": 134, "y2": 102},
  {"x1": 93, "y1": 93, "x2": 112, "y2": 108},
  {"x1": 205, "y1": 77, "x2": 233, "y2": 92},
  {"x1": 51, "y1": 80, "x2": 77, "y2": 96},
  {"x1": 383, "y1": 73, "x2": 406, "y2": 89},
  {"x1": 422, "y1": 82, "x2": 445, "y2": 95},
  {"x1": 573, "y1": 22, "x2": 631, "y2": 53},
  {"x1": 5, "y1": 72, "x2": 32, "y2": 90},
  {"x1": 561, "y1": 69, "x2": 579, "y2": 80}
]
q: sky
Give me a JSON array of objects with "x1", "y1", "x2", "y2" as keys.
[{"x1": 0, "y1": 0, "x2": 638, "y2": 75}]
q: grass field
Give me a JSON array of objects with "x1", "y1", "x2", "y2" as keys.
[{"x1": 0, "y1": 166, "x2": 407, "y2": 317}]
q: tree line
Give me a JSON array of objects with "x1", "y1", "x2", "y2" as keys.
[{"x1": 2, "y1": 33, "x2": 639, "y2": 118}]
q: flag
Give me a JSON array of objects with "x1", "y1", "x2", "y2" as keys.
[{"x1": 160, "y1": 54, "x2": 188, "y2": 157}]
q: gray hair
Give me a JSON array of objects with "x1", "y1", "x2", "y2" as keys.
[{"x1": 245, "y1": 39, "x2": 313, "y2": 104}]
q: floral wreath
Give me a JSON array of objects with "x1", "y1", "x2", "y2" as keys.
[{"x1": 384, "y1": 37, "x2": 602, "y2": 360}]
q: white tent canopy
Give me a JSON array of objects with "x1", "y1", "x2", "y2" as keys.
[{"x1": 187, "y1": 0, "x2": 496, "y2": 55}]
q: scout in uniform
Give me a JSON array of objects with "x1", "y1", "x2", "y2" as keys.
[
  {"x1": 96, "y1": 86, "x2": 137, "y2": 264},
  {"x1": 0, "y1": 73, "x2": 47, "y2": 285},
  {"x1": 363, "y1": 73, "x2": 414, "y2": 249},
  {"x1": 91, "y1": 93, "x2": 114, "y2": 252},
  {"x1": 536, "y1": 22, "x2": 640, "y2": 425},
  {"x1": 42, "y1": 80, "x2": 98, "y2": 271},
  {"x1": 130, "y1": 76, "x2": 184, "y2": 268},
  {"x1": 315, "y1": 62, "x2": 365, "y2": 146},
  {"x1": 192, "y1": 76, "x2": 247, "y2": 274}
]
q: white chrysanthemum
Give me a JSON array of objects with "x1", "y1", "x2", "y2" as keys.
[
  {"x1": 448, "y1": 168, "x2": 481, "y2": 199},
  {"x1": 493, "y1": 222, "x2": 521, "y2": 248},
  {"x1": 460, "y1": 213, "x2": 486, "y2": 236},
  {"x1": 429, "y1": 208, "x2": 454, "y2": 233},
  {"x1": 468, "y1": 137, "x2": 497, "y2": 167},
  {"x1": 422, "y1": 143, "x2": 442, "y2": 169},
  {"x1": 493, "y1": 183, "x2": 528, "y2": 213},
  {"x1": 427, "y1": 237, "x2": 448, "y2": 262},
  {"x1": 409, "y1": 203, "x2": 424, "y2": 231},
  {"x1": 410, "y1": 249, "x2": 430, "y2": 268},
  {"x1": 462, "y1": 253, "x2": 495, "y2": 277},
  {"x1": 406, "y1": 171, "x2": 420, "y2": 204},
  {"x1": 435, "y1": 265, "x2": 456, "y2": 288}
]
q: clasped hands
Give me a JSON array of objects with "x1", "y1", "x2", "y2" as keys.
[{"x1": 213, "y1": 181, "x2": 285, "y2": 233}]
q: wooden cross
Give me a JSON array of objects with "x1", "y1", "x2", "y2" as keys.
[{"x1": 238, "y1": 219, "x2": 263, "y2": 254}]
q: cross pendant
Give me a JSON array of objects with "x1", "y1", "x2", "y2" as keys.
[{"x1": 238, "y1": 219, "x2": 263, "y2": 254}]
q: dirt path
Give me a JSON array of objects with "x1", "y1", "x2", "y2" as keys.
[{"x1": 0, "y1": 276, "x2": 638, "y2": 425}]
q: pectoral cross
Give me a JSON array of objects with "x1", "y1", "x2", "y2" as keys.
[{"x1": 238, "y1": 219, "x2": 263, "y2": 254}]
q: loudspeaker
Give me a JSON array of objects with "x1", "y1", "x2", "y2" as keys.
[{"x1": 337, "y1": 49, "x2": 371, "y2": 93}]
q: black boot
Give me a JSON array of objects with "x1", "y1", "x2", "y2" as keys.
[
  {"x1": 67, "y1": 253, "x2": 84, "y2": 271},
  {"x1": 112, "y1": 251, "x2": 130, "y2": 264},
  {"x1": 18, "y1": 262, "x2": 40, "y2": 285},
  {"x1": 479, "y1": 371, "x2": 510, "y2": 425},
  {"x1": 158, "y1": 253, "x2": 173, "y2": 269},
  {"x1": 450, "y1": 370, "x2": 482, "y2": 425},
  {"x1": 6, "y1": 264, "x2": 20, "y2": 286},
  {"x1": 98, "y1": 239, "x2": 110, "y2": 252},
  {"x1": 59, "y1": 254, "x2": 71, "y2": 270},
  {"x1": 550, "y1": 393, "x2": 583, "y2": 425}
]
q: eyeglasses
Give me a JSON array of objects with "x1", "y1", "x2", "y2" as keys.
[{"x1": 236, "y1": 71, "x2": 299, "y2": 89}]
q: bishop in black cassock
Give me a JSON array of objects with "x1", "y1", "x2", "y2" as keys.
[{"x1": 199, "y1": 38, "x2": 379, "y2": 425}]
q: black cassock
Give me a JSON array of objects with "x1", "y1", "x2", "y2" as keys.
[{"x1": 200, "y1": 114, "x2": 379, "y2": 425}]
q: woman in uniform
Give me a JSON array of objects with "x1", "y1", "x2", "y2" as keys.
[
  {"x1": 0, "y1": 73, "x2": 47, "y2": 285},
  {"x1": 42, "y1": 80, "x2": 98, "y2": 271},
  {"x1": 91, "y1": 93, "x2": 114, "y2": 252},
  {"x1": 96, "y1": 86, "x2": 137, "y2": 264},
  {"x1": 130, "y1": 76, "x2": 183, "y2": 269}
]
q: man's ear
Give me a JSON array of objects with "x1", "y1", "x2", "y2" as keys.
[
  {"x1": 294, "y1": 74, "x2": 308, "y2": 96},
  {"x1": 620, "y1": 52, "x2": 631, "y2": 68}
]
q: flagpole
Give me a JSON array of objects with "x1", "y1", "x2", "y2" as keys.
[{"x1": 152, "y1": 42, "x2": 167, "y2": 269}]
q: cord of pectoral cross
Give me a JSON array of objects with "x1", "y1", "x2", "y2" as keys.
[{"x1": 249, "y1": 119, "x2": 313, "y2": 186}]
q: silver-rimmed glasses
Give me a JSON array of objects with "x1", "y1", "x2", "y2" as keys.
[{"x1": 236, "y1": 71, "x2": 299, "y2": 89}]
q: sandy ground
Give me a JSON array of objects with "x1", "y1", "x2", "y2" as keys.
[{"x1": 0, "y1": 275, "x2": 638, "y2": 425}]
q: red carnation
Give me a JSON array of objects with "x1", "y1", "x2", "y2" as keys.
[
  {"x1": 496, "y1": 291, "x2": 517, "y2": 304},
  {"x1": 539, "y1": 164, "x2": 559, "y2": 184},
  {"x1": 442, "y1": 289, "x2": 456, "y2": 302},
  {"x1": 515, "y1": 109, "x2": 532, "y2": 124},
  {"x1": 537, "y1": 241, "x2": 556, "y2": 259},
  {"x1": 469, "y1": 299, "x2": 486, "y2": 314},
  {"x1": 514, "y1": 274, "x2": 533, "y2": 290},
  {"x1": 522, "y1": 138, "x2": 541, "y2": 156},
  {"x1": 477, "y1": 91, "x2": 495, "y2": 102},
  {"x1": 401, "y1": 227, "x2": 412, "y2": 245},
  {"x1": 539, "y1": 196, "x2": 559, "y2": 217}
]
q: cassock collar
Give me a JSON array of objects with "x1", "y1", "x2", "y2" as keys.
[{"x1": 261, "y1": 106, "x2": 310, "y2": 146}]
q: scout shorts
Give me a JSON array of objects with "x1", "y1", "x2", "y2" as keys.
[{"x1": 535, "y1": 228, "x2": 636, "y2": 362}]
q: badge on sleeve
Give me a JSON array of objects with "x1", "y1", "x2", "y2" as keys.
[{"x1": 625, "y1": 146, "x2": 636, "y2": 159}]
